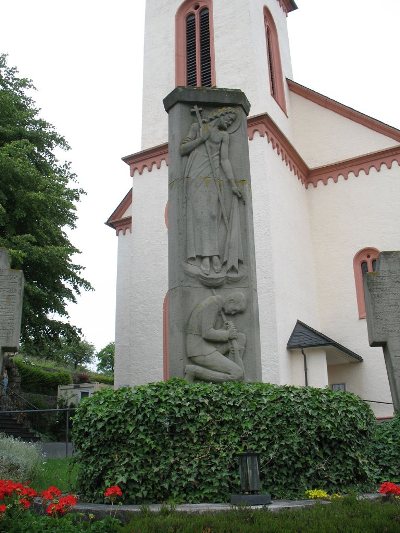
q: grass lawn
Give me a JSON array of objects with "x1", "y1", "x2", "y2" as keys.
[
  {"x1": 118, "y1": 499, "x2": 400, "y2": 532},
  {"x1": 1, "y1": 499, "x2": 399, "y2": 533},
  {"x1": 32, "y1": 457, "x2": 77, "y2": 493}
]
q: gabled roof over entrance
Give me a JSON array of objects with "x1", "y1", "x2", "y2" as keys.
[{"x1": 287, "y1": 320, "x2": 363, "y2": 364}]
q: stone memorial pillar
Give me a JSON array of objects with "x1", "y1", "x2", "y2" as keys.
[
  {"x1": 364, "y1": 251, "x2": 400, "y2": 412},
  {"x1": 163, "y1": 87, "x2": 261, "y2": 383},
  {"x1": 0, "y1": 249, "x2": 24, "y2": 373}
]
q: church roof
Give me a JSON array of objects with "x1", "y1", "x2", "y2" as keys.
[
  {"x1": 105, "y1": 189, "x2": 132, "y2": 235},
  {"x1": 287, "y1": 320, "x2": 363, "y2": 363},
  {"x1": 288, "y1": 80, "x2": 400, "y2": 144}
]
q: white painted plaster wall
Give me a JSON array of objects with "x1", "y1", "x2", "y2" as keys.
[
  {"x1": 115, "y1": 164, "x2": 168, "y2": 386},
  {"x1": 141, "y1": 0, "x2": 294, "y2": 149},
  {"x1": 290, "y1": 92, "x2": 399, "y2": 167},
  {"x1": 250, "y1": 135, "x2": 280, "y2": 384},
  {"x1": 290, "y1": 349, "x2": 329, "y2": 389},
  {"x1": 114, "y1": 227, "x2": 133, "y2": 387},
  {"x1": 250, "y1": 133, "x2": 324, "y2": 386},
  {"x1": 303, "y1": 348, "x2": 328, "y2": 388},
  {"x1": 308, "y1": 163, "x2": 400, "y2": 417},
  {"x1": 213, "y1": 0, "x2": 293, "y2": 136},
  {"x1": 141, "y1": 0, "x2": 178, "y2": 149}
]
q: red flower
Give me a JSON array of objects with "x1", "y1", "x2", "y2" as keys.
[
  {"x1": 0, "y1": 479, "x2": 22, "y2": 498},
  {"x1": 20, "y1": 486, "x2": 37, "y2": 499},
  {"x1": 378, "y1": 482, "x2": 400, "y2": 496},
  {"x1": 19, "y1": 498, "x2": 31, "y2": 509},
  {"x1": 46, "y1": 494, "x2": 77, "y2": 517},
  {"x1": 41, "y1": 486, "x2": 62, "y2": 501},
  {"x1": 0, "y1": 504, "x2": 6, "y2": 513},
  {"x1": 59, "y1": 494, "x2": 78, "y2": 507},
  {"x1": 0, "y1": 480, "x2": 37, "y2": 501},
  {"x1": 46, "y1": 502, "x2": 60, "y2": 516},
  {"x1": 104, "y1": 485, "x2": 122, "y2": 498}
]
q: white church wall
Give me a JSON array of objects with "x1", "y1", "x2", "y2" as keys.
[
  {"x1": 290, "y1": 350, "x2": 304, "y2": 385},
  {"x1": 250, "y1": 133, "x2": 325, "y2": 386},
  {"x1": 214, "y1": 0, "x2": 293, "y2": 137},
  {"x1": 114, "y1": 230, "x2": 133, "y2": 387},
  {"x1": 290, "y1": 92, "x2": 399, "y2": 168},
  {"x1": 308, "y1": 163, "x2": 400, "y2": 416},
  {"x1": 116, "y1": 163, "x2": 169, "y2": 386},
  {"x1": 141, "y1": 0, "x2": 177, "y2": 149},
  {"x1": 290, "y1": 348, "x2": 328, "y2": 388},
  {"x1": 304, "y1": 348, "x2": 329, "y2": 388},
  {"x1": 250, "y1": 134, "x2": 280, "y2": 384}
]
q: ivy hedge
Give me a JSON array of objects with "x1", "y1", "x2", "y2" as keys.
[
  {"x1": 14, "y1": 358, "x2": 72, "y2": 395},
  {"x1": 369, "y1": 414, "x2": 400, "y2": 482},
  {"x1": 73, "y1": 380, "x2": 377, "y2": 503}
]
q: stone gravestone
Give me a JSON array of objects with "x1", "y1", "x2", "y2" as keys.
[
  {"x1": 0, "y1": 249, "x2": 24, "y2": 374},
  {"x1": 163, "y1": 87, "x2": 261, "y2": 382},
  {"x1": 364, "y1": 251, "x2": 400, "y2": 412}
]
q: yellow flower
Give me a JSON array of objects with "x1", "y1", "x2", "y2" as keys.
[{"x1": 305, "y1": 489, "x2": 330, "y2": 500}]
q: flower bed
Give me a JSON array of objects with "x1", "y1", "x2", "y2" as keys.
[{"x1": 0, "y1": 479, "x2": 119, "y2": 532}]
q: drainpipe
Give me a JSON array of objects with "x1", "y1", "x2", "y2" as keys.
[{"x1": 301, "y1": 349, "x2": 308, "y2": 386}]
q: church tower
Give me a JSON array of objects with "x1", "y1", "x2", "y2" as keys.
[
  {"x1": 111, "y1": 0, "x2": 301, "y2": 388},
  {"x1": 140, "y1": 0, "x2": 295, "y2": 149},
  {"x1": 108, "y1": 0, "x2": 400, "y2": 418}
]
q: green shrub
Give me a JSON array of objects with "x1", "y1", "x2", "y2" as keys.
[
  {"x1": 14, "y1": 358, "x2": 72, "y2": 394},
  {"x1": 73, "y1": 380, "x2": 376, "y2": 504},
  {"x1": 0, "y1": 433, "x2": 43, "y2": 482},
  {"x1": 22, "y1": 392, "x2": 57, "y2": 410},
  {"x1": 89, "y1": 373, "x2": 114, "y2": 386},
  {"x1": 370, "y1": 414, "x2": 400, "y2": 482}
]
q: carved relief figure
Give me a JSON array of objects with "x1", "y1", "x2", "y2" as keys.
[
  {"x1": 180, "y1": 107, "x2": 244, "y2": 279},
  {"x1": 185, "y1": 292, "x2": 247, "y2": 383}
]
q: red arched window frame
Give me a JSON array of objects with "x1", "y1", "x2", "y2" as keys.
[
  {"x1": 263, "y1": 6, "x2": 287, "y2": 114},
  {"x1": 176, "y1": 0, "x2": 216, "y2": 87},
  {"x1": 353, "y1": 247, "x2": 380, "y2": 318}
]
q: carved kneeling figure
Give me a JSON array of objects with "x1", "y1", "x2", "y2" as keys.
[{"x1": 185, "y1": 292, "x2": 247, "y2": 383}]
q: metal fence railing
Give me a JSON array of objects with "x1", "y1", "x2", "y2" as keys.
[{"x1": 0, "y1": 391, "x2": 76, "y2": 457}]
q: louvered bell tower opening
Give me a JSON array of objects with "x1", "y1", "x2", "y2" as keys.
[{"x1": 185, "y1": 7, "x2": 212, "y2": 87}]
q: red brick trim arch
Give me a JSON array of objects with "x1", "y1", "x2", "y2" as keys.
[
  {"x1": 353, "y1": 247, "x2": 380, "y2": 318},
  {"x1": 264, "y1": 6, "x2": 287, "y2": 114}
]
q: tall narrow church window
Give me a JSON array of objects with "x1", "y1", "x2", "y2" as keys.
[
  {"x1": 176, "y1": 0, "x2": 215, "y2": 87},
  {"x1": 186, "y1": 14, "x2": 197, "y2": 86},
  {"x1": 264, "y1": 7, "x2": 286, "y2": 113},
  {"x1": 353, "y1": 247, "x2": 380, "y2": 318}
]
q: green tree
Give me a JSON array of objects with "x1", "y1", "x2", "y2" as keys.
[
  {"x1": 0, "y1": 54, "x2": 91, "y2": 353},
  {"x1": 56, "y1": 337, "x2": 95, "y2": 370},
  {"x1": 96, "y1": 342, "x2": 115, "y2": 374}
]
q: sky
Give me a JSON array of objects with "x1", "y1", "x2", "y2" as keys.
[{"x1": 1, "y1": 0, "x2": 399, "y2": 352}]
